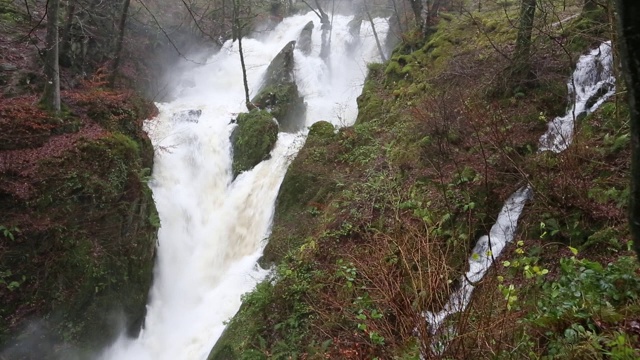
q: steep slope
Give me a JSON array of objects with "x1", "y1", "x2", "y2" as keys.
[
  {"x1": 0, "y1": 88, "x2": 159, "y2": 358},
  {"x1": 211, "y1": 3, "x2": 639, "y2": 359}
]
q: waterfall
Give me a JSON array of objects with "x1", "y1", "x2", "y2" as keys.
[
  {"x1": 539, "y1": 41, "x2": 616, "y2": 153},
  {"x1": 423, "y1": 41, "x2": 616, "y2": 353},
  {"x1": 99, "y1": 12, "x2": 388, "y2": 360}
]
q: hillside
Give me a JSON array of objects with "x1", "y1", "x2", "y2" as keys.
[
  {"x1": 210, "y1": 2, "x2": 640, "y2": 359},
  {"x1": 0, "y1": 0, "x2": 162, "y2": 356},
  {"x1": 1, "y1": 0, "x2": 639, "y2": 359}
]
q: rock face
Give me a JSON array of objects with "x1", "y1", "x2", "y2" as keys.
[
  {"x1": 297, "y1": 21, "x2": 314, "y2": 56},
  {"x1": 231, "y1": 109, "x2": 279, "y2": 178},
  {"x1": 0, "y1": 91, "x2": 158, "y2": 358},
  {"x1": 251, "y1": 41, "x2": 306, "y2": 133}
]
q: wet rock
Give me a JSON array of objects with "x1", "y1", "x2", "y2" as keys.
[
  {"x1": 297, "y1": 21, "x2": 314, "y2": 56},
  {"x1": 171, "y1": 109, "x2": 202, "y2": 123},
  {"x1": 262, "y1": 40, "x2": 296, "y2": 86},
  {"x1": 230, "y1": 109, "x2": 278, "y2": 178},
  {"x1": 345, "y1": 16, "x2": 363, "y2": 53},
  {"x1": 252, "y1": 41, "x2": 306, "y2": 133}
]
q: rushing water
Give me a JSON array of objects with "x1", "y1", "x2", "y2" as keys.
[
  {"x1": 423, "y1": 41, "x2": 616, "y2": 354},
  {"x1": 99, "y1": 12, "x2": 388, "y2": 360},
  {"x1": 539, "y1": 41, "x2": 616, "y2": 153}
]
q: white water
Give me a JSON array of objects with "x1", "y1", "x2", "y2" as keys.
[
  {"x1": 539, "y1": 41, "x2": 616, "y2": 153},
  {"x1": 99, "y1": 12, "x2": 388, "y2": 360},
  {"x1": 423, "y1": 41, "x2": 615, "y2": 353},
  {"x1": 423, "y1": 186, "x2": 531, "y2": 334}
]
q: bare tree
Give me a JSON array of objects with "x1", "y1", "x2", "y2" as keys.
[
  {"x1": 388, "y1": 0, "x2": 405, "y2": 33},
  {"x1": 59, "y1": 0, "x2": 76, "y2": 65},
  {"x1": 232, "y1": 0, "x2": 254, "y2": 110},
  {"x1": 109, "y1": 0, "x2": 132, "y2": 87},
  {"x1": 41, "y1": 0, "x2": 61, "y2": 112},
  {"x1": 300, "y1": 0, "x2": 331, "y2": 59},
  {"x1": 614, "y1": 0, "x2": 640, "y2": 259},
  {"x1": 408, "y1": 0, "x2": 423, "y2": 30},
  {"x1": 426, "y1": 0, "x2": 442, "y2": 28},
  {"x1": 512, "y1": 0, "x2": 537, "y2": 82},
  {"x1": 364, "y1": 1, "x2": 387, "y2": 62}
]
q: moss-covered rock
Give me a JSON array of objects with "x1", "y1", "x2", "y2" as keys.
[
  {"x1": 252, "y1": 41, "x2": 306, "y2": 133},
  {"x1": 231, "y1": 109, "x2": 279, "y2": 178},
  {"x1": 0, "y1": 92, "x2": 158, "y2": 358},
  {"x1": 251, "y1": 82, "x2": 306, "y2": 132}
]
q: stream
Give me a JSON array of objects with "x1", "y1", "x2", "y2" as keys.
[{"x1": 423, "y1": 41, "x2": 616, "y2": 355}]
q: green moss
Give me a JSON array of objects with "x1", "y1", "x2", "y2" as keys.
[
  {"x1": 0, "y1": 99, "x2": 157, "y2": 354},
  {"x1": 0, "y1": 0, "x2": 23, "y2": 25},
  {"x1": 231, "y1": 110, "x2": 279, "y2": 178},
  {"x1": 260, "y1": 121, "x2": 338, "y2": 265},
  {"x1": 384, "y1": 54, "x2": 415, "y2": 82}
]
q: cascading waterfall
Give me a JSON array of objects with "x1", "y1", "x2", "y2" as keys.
[
  {"x1": 99, "y1": 12, "x2": 388, "y2": 360},
  {"x1": 423, "y1": 41, "x2": 616, "y2": 354},
  {"x1": 539, "y1": 41, "x2": 616, "y2": 153}
]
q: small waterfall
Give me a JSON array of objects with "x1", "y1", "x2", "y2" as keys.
[
  {"x1": 99, "y1": 12, "x2": 388, "y2": 360},
  {"x1": 423, "y1": 41, "x2": 615, "y2": 354},
  {"x1": 539, "y1": 41, "x2": 616, "y2": 153},
  {"x1": 423, "y1": 187, "x2": 531, "y2": 334}
]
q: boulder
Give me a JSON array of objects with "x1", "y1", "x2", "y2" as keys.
[
  {"x1": 297, "y1": 21, "x2": 314, "y2": 56},
  {"x1": 171, "y1": 109, "x2": 202, "y2": 123},
  {"x1": 252, "y1": 41, "x2": 306, "y2": 133},
  {"x1": 262, "y1": 41, "x2": 296, "y2": 86},
  {"x1": 230, "y1": 109, "x2": 279, "y2": 178}
]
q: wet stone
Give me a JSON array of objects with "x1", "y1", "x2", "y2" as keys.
[{"x1": 172, "y1": 109, "x2": 202, "y2": 123}]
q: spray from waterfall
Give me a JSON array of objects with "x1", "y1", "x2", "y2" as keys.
[{"x1": 99, "y1": 12, "x2": 388, "y2": 360}]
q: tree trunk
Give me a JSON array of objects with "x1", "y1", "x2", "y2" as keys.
[
  {"x1": 314, "y1": 0, "x2": 329, "y2": 24},
  {"x1": 364, "y1": 1, "x2": 387, "y2": 62},
  {"x1": 109, "y1": 0, "x2": 131, "y2": 87},
  {"x1": 233, "y1": 0, "x2": 252, "y2": 110},
  {"x1": 427, "y1": 0, "x2": 442, "y2": 28},
  {"x1": 512, "y1": 0, "x2": 536, "y2": 82},
  {"x1": 315, "y1": 0, "x2": 331, "y2": 60},
  {"x1": 59, "y1": 0, "x2": 76, "y2": 67},
  {"x1": 389, "y1": 0, "x2": 404, "y2": 33},
  {"x1": 42, "y1": 0, "x2": 61, "y2": 112},
  {"x1": 409, "y1": 0, "x2": 423, "y2": 30},
  {"x1": 614, "y1": 0, "x2": 640, "y2": 259}
]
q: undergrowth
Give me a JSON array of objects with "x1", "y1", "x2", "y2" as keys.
[{"x1": 211, "y1": 1, "x2": 636, "y2": 359}]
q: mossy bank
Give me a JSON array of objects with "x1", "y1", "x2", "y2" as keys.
[{"x1": 0, "y1": 88, "x2": 159, "y2": 358}]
